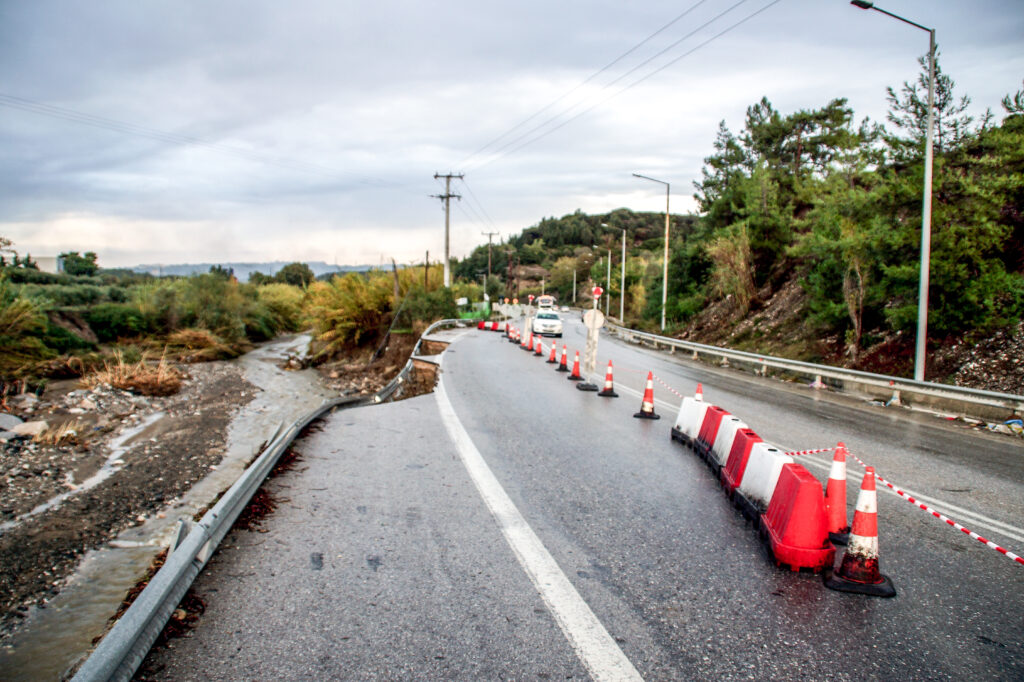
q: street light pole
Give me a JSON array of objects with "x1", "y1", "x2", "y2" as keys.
[
  {"x1": 606, "y1": 249, "x2": 611, "y2": 316},
  {"x1": 620, "y1": 228, "x2": 626, "y2": 321},
  {"x1": 633, "y1": 173, "x2": 671, "y2": 331},
  {"x1": 851, "y1": 0, "x2": 935, "y2": 382}
]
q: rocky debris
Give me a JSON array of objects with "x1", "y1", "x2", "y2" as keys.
[
  {"x1": 10, "y1": 420, "x2": 47, "y2": 437},
  {"x1": 947, "y1": 322, "x2": 1024, "y2": 396},
  {"x1": 0, "y1": 361, "x2": 257, "y2": 636},
  {"x1": 0, "y1": 413, "x2": 22, "y2": 431}
]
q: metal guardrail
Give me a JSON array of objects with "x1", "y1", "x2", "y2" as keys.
[
  {"x1": 604, "y1": 321, "x2": 1024, "y2": 418},
  {"x1": 72, "y1": 318, "x2": 464, "y2": 682}
]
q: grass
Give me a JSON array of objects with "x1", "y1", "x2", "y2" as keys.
[{"x1": 79, "y1": 350, "x2": 183, "y2": 396}]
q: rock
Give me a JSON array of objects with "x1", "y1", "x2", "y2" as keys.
[
  {"x1": 0, "y1": 431, "x2": 21, "y2": 442},
  {"x1": 12, "y1": 420, "x2": 48, "y2": 437},
  {"x1": 0, "y1": 413, "x2": 23, "y2": 430},
  {"x1": 78, "y1": 398, "x2": 97, "y2": 410},
  {"x1": 10, "y1": 394, "x2": 38, "y2": 408}
]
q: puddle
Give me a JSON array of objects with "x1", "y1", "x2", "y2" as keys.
[
  {"x1": 0, "y1": 412, "x2": 166, "y2": 534},
  {"x1": 0, "y1": 334, "x2": 338, "y2": 681}
]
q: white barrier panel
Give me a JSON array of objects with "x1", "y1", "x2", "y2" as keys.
[
  {"x1": 673, "y1": 397, "x2": 711, "y2": 439},
  {"x1": 737, "y1": 442, "x2": 792, "y2": 510},
  {"x1": 710, "y1": 416, "x2": 748, "y2": 466}
]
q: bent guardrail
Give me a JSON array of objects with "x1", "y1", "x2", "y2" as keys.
[
  {"x1": 604, "y1": 321, "x2": 1024, "y2": 420},
  {"x1": 72, "y1": 318, "x2": 464, "y2": 682}
]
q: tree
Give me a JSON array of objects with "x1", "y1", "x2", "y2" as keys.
[
  {"x1": 59, "y1": 251, "x2": 99, "y2": 276},
  {"x1": 274, "y1": 262, "x2": 315, "y2": 287},
  {"x1": 885, "y1": 50, "x2": 975, "y2": 156}
]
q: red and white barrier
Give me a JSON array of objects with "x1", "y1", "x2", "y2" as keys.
[
  {"x1": 761, "y1": 463, "x2": 836, "y2": 572},
  {"x1": 735, "y1": 443, "x2": 793, "y2": 521},
  {"x1": 710, "y1": 416, "x2": 749, "y2": 469},
  {"x1": 671, "y1": 396, "x2": 710, "y2": 446},
  {"x1": 720, "y1": 428, "x2": 762, "y2": 496}
]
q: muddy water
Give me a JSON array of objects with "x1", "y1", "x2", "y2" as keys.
[{"x1": 0, "y1": 334, "x2": 337, "y2": 681}]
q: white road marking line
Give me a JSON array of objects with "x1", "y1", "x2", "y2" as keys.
[{"x1": 436, "y1": 377, "x2": 643, "y2": 682}]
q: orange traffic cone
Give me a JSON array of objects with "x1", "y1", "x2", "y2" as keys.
[
  {"x1": 598, "y1": 360, "x2": 618, "y2": 398},
  {"x1": 695, "y1": 383, "x2": 703, "y2": 402},
  {"x1": 504, "y1": 322, "x2": 510, "y2": 338},
  {"x1": 556, "y1": 345, "x2": 569, "y2": 372},
  {"x1": 825, "y1": 443, "x2": 851, "y2": 544},
  {"x1": 534, "y1": 339, "x2": 544, "y2": 356},
  {"x1": 546, "y1": 340, "x2": 558, "y2": 363},
  {"x1": 824, "y1": 467, "x2": 896, "y2": 597},
  {"x1": 567, "y1": 351, "x2": 583, "y2": 381},
  {"x1": 633, "y1": 371, "x2": 660, "y2": 419}
]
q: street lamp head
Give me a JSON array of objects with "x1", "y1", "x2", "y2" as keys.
[{"x1": 850, "y1": 0, "x2": 874, "y2": 9}]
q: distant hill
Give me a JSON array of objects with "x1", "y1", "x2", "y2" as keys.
[{"x1": 129, "y1": 261, "x2": 374, "y2": 281}]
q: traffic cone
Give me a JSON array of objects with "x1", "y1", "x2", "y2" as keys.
[
  {"x1": 633, "y1": 371, "x2": 660, "y2": 419},
  {"x1": 825, "y1": 443, "x2": 851, "y2": 544},
  {"x1": 522, "y1": 330, "x2": 533, "y2": 351},
  {"x1": 567, "y1": 351, "x2": 583, "y2": 381},
  {"x1": 695, "y1": 383, "x2": 703, "y2": 402},
  {"x1": 824, "y1": 467, "x2": 896, "y2": 597},
  {"x1": 546, "y1": 341, "x2": 558, "y2": 363},
  {"x1": 556, "y1": 345, "x2": 569, "y2": 372},
  {"x1": 598, "y1": 360, "x2": 618, "y2": 397},
  {"x1": 504, "y1": 322, "x2": 510, "y2": 338},
  {"x1": 534, "y1": 339, "x2": 544, "y2": 356}
]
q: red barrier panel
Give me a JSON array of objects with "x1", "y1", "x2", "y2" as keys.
[
  {"x1": 477, "y1": 320, "x2": 486, "y2": 330},
  {"x1": 695, "y1": 406, "x2": 729, "y2": 461},
  {"x1": 720, "y1": 428, "x2": 762, "y2": 495},
  {"x1": 490, "y1": 321, "x2": 499, "y2": 331},
  {"x1": 761, "y1": 464, "x2": 835, "y2": 572}
]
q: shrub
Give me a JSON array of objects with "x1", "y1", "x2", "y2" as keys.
[
  {"x1": 257, "y1": 283, "x2": 306, "y2": 332},
  {"x1": 86, "y1": 303, "x2": 148, "y2": 342},
  {"x1": 306, "y1": 273, "x2": 392, "y2": 360},
  {"x1": 0, "y1": 280, "x2": 54, "y2": 375}
]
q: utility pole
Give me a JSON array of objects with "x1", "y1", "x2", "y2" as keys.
[
  {"x1": 424, "y1": 251, "x2": 429, "y2": 289},
  {"x1": 481, "y1": 231, "x2": 499, "y2": 279},
  {"x1": 432, "y1": 172, "x2": 463, "y2": 288}
]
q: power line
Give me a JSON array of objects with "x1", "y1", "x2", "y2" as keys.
[
  {"x1": 456, "y1": 0, "x2": 713, "y2": 169},
  {"x1": 469, "y1": 0, "x2": 783, "y2": 171},
  {"x1": 458, "y1": 178, "x2": 497, "y2": 227}
]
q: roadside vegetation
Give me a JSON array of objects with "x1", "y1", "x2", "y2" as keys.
[
  {"x1": 2, "y1": 60, "x2": 1020, "y2": 389},
  {"x1": 455, "y1": 62, "x2": 1024, "y2": 383}
]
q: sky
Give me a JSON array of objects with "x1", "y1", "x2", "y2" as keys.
[{"x1": 1, "y1": 0, "x2": 1022, "y2": 269}]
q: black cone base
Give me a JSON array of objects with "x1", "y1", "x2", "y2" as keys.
[
  {"x1": 556, "y1": 366, "x2": 569, "y2": 372},
  {"x1": 823, "y1": 568, "x2": 896, "y2": 598},
  {"x1": 598, "y1": 389, "x2": 618, "y2": 397},
  {"x1": 567, "y1": 374, "x2": 583, "y2": 381},
  {"x1": 633, "y1": 410, "x2": 661, "y2": 420},
  {"x1": 828, "y1": 531, "x2": 850, "y2": 545},
  {"x1": 576, "y1": 382, "x2": 599, "y2": 391}
]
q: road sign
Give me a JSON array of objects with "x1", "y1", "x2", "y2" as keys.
[
  {"x1": 582, "y1": 309, "x2": 605, "y2": 376},
  {"x1": 528, "y1": 294, "x2": 535, "y2": 302},
  {"x1": 592, "y1": 286, "x2": 603, "y2": 298}
]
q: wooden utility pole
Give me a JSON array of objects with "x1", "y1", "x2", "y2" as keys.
[
  {"x1": 424, "y1": 251, "x2": 429, "y2": 289},
  {"x1": 481, "y1": 231, "x2": 499, "y2": 279},
  {"x1": 432, "y1": 172, "x2": 463, "y2": 288}
]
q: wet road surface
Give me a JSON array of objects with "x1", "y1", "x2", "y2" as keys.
[{"x1": 142, "y1": 323, "x2": 1024, "y2": 679}]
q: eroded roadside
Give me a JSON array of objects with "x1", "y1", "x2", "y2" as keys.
[{"x1": 0, "y1": 334, "x2": 337, "y2": 681}]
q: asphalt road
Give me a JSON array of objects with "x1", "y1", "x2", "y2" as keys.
[{"x1": 141, "y1": 320, "x2": 1024, "y2": 680}]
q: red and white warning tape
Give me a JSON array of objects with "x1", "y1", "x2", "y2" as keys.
[
  {"x1": 652, "y1": 374, "x2": 686, "y2": 400},
  {"x1": 783, "y1": 447, "x2": 837, "y2": 457},
  {"x1": 841, "y1": 450, "x2": 1024, "y2": 567}
]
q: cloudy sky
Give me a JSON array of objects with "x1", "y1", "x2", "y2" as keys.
[{"x1": 2, "y1": 1, "x2": 1022, "y2": 268}]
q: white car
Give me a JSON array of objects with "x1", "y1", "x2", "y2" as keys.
[
  {"x1": 560, "y1": 305, "x2": 570, "y2": 312},
  {"x1": 532, "y1": 311, "x2": 563, "y2": 337}
]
